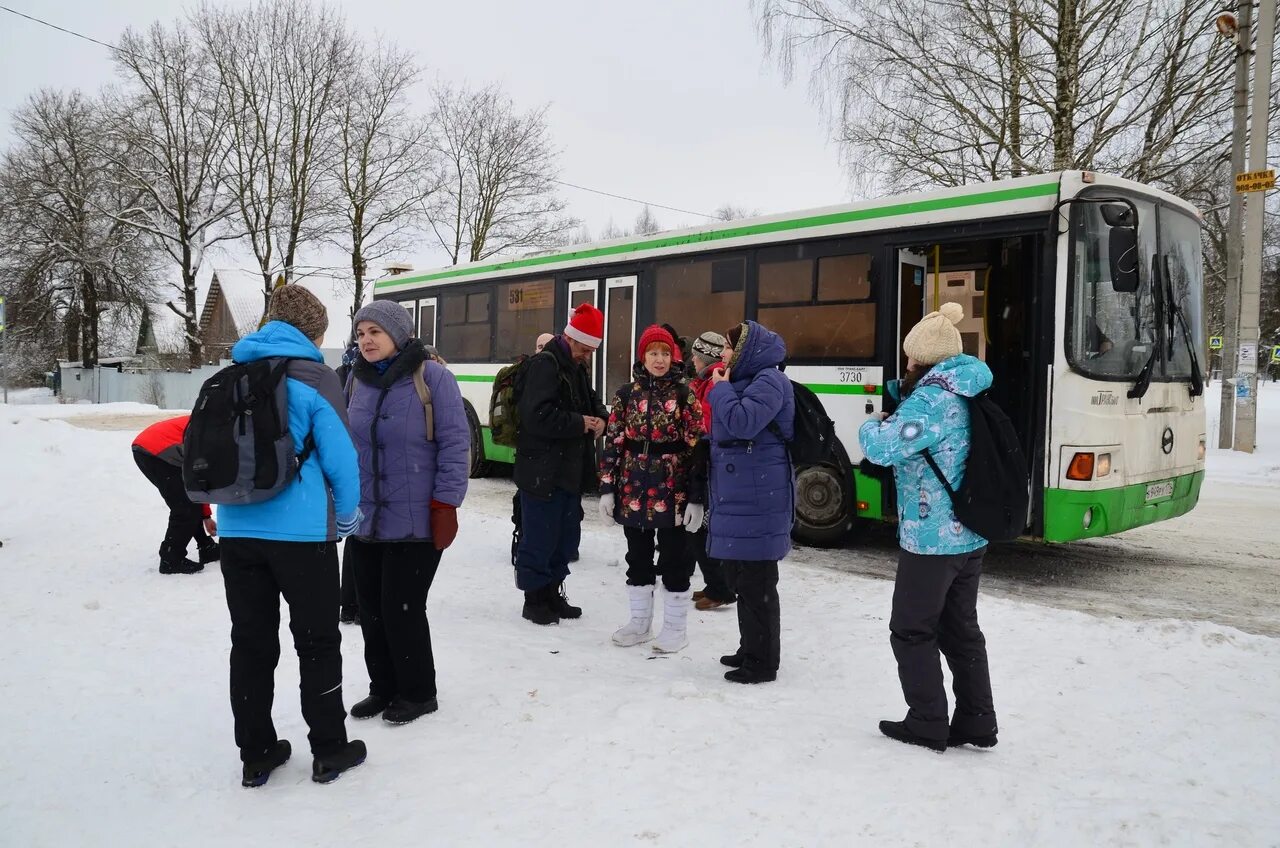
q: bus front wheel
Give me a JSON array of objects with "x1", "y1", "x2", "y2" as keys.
[
  {"x1": 792, "y1": 461, "x2": 853, "y2": 547},
  {"x1": 463, "y1": 400, "x2": 492, "y2": 479}
]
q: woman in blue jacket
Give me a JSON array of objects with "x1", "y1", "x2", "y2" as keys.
[
  {"x1": 859, "y1": 302, "x2": 999, "y2": 753},
  {"x1": 707, "y1": 320, "x2": 794, "y2": 684},
  {"x1": 344, "y1": 301, "x2": 469, "y2": 727}
]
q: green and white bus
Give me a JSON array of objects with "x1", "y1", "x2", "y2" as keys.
[{"x1": 375, "y1": 171, "x2": 1206, "y2": 546}]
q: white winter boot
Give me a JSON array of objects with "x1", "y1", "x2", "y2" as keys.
[
  {"x1": 652, "y1": 589, "x2": 693, "y2": 653},
  {"x1": 612, "y1": 584, "x2": 655, "y2": 647}
]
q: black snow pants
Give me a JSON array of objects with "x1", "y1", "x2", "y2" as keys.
[
  {"x1": 624, "y1": 525, "x2": 696, "y2": 592},
  {"x1": 890, "y1": 547, "x2": 997, "y2": 742},
  {"x1": 133, "y1": 448, "x2": 210, "y2": 564},
  {"x1": 723, "y1": 560, "x2": 780, "y2": 673},
  {"x1": 688, "y1": 526, "x2": 733, "y2": 603},
  {"x1": 220, "y1": 537, "x2": 349, "y2": 762},
  {"x1": 340, "y1": 537, "x2": 359, "y2": 615},
  {"x1": 347, "y1": 538, "x2": 443, "y2": 703}
]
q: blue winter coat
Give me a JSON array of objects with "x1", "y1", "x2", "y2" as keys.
[
  {"x1": 216, "y1": 321, "x2": 361, "y2": 542},
  {"x1": 347, "y1": 340, "x2": 469, "y2": 542},
  {"x1": 706, "y1": 321, "x2": 795, "y2": 561},
  {"x1": 858, "y1": 354, "x2": 992, "y2": 556}
]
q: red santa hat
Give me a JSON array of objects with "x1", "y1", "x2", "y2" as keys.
[
  {"x1": 636, "y1": 324, "x2": 682, "y2": 362},
  {"x1": 564, "y1": 303, "x2": 604, "y2": 348}
]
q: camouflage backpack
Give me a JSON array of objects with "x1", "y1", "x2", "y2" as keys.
[{"x1": 488, "y1": 354, "x2": 534, "y2": 448}]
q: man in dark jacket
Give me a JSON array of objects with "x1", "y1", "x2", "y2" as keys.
[{"x1": 514, "y1": 303, "x2": 608, "y2": 625}]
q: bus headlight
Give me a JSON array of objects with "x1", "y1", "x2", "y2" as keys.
[{"x1": 1095, "y1": 453, "x2": 1111, "y2": 477}]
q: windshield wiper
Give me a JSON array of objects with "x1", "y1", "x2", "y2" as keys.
[
  {"x1": 1128, "y1": 346, "x2": 1158, "y2": 399},
  {"x1": 1162, "y1": 256, "x2": 1204, "y2": 397},
  {"x1": 1128, "y1": 255, "x2": 1162, "y2": 400}
]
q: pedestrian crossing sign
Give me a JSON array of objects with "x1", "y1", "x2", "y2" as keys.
[
  {"x1": 1271, "y1": 345, "x2": 1280, "y2": 364},
  {"x1": 1209, "y1": 336, "x2": 1223, "y2": 350}
]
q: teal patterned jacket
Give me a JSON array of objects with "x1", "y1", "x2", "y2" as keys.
[{"x1": 858, "y1": 354, "x2": 992, "y2": 555}]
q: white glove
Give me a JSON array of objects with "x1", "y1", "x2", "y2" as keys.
[
  {"x1": 598, "y1": 493, "x2": 615, "y2": 524},
  {"x1": 682, "y1": 502, "x2": 704, "y2": 532}
]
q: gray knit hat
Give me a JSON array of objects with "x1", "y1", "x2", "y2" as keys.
[
  {"x1": 267, "y1": 285, "x2": 329, "y2": 342},
  {"x1": 353, "y1": 299, "x2": 415, "y2": 350},
  {"x1": 691, "y1": 330, "x2": 727, "y2": 361}
]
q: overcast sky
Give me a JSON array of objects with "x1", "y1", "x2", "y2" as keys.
[{"x1": 0, "y1": 0, "x2": 848, "y2": 276}]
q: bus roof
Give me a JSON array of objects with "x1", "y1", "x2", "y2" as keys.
[{"x1": 376, "y1": 171, "x2": 1199, "y2": 293}]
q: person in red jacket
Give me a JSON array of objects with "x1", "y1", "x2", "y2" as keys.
[
  {"x1": 132, "y1": 415, "x2": 219, "y2": 574},
  {"x1": 687, "y1": 331, "x2": 734, "y2": 610}
]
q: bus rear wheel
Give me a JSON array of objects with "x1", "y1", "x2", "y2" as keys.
[
  {"x1": 464, "y1": 401, "x2": 492, "y2": 479},
  {"x1": 792, "y1": 461, "x2": 853, "y2": 547}
]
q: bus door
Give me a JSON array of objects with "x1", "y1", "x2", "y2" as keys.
[
  {"x1": 603, "y1": 276, "x2": 638, "y2": 400},
  {"x1": 896, "y1": 249, "x2": 928, "y2": 377}
]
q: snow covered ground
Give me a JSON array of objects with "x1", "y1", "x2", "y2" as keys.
[{"x1": 1, "y1": 388, "x2": 1278, "y2": 846}]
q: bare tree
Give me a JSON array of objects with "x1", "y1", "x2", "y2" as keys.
[
  {"x1": 1, "y1": 90, "x2": 156, "y2": 367},
  {"x1": 428, "y1": 83, "x2": 577, "y2": 263},
  {"x1": 194, "y1": 0, "x2": 356, "y2": 311},
  {"x1": 329, "y1": 43, "x2": 436, "y2": 324},
  {"x1": 106, "y1": 20, "x2": 237, "y2": 368},
  {"x1": 714, "y1": 204, "x2": 760, "y2": 221},
  {"x1": 755, "y1": 0, "x2": 1234, "y2": 195},
  {"x1": 633, "y1": 204, "x2": 662, "y2": 235}
]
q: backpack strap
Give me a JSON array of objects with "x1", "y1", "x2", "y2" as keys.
[
  {"x1": 921, "y1": 448, "x2": 956, "y2": 497},
  {"x1": 412, "y1": 362, "x2": 434, "y2": 441}
]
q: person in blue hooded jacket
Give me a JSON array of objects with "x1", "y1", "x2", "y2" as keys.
[
  {"x1": 859, "y1": 302, "x2": 999, "y2": 753},
  {"x1": 216, "y1": 285, "x2": 367, "y2": 787},
  {"x1": 706, "y1": 320, "x2": 795, "y2": 684}
]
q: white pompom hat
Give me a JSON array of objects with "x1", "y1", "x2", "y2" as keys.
[{"x1": 903, "y1": 301, "x2": 965, "y2": 365}]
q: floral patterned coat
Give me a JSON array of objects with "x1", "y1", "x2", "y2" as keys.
[{"x1": 599, "y1": 363, "x2": 705, "y2": 529}]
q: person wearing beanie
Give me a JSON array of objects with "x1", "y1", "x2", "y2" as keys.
[
  {"x1": 215, "y1": 285, "x2": 366, "y2": 786},
  {"x1": 858, "y1": 301, "x2": 999, "y2": 753},
  {"x1": 599, "y1": 324, "x2": 705, "y2": 653},
  {"x1": 513, "y1": 302, "x2": 609, "y2": 625},
  {"x1": 343, "y1": 305, "x2": 470, "y2": 726},
  {"x1": 706, "y1": 320, "x2": 795, "y2": 684},
  {"x1": 686, "y1": 331, "x2": 734, "y2": 611}
]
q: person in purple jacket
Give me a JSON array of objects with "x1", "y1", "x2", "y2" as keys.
[
  {"x1": 344, "y1": 301, "x2": 469, "y2": 726},
  {"x1": 707, "y1": 320, "x2": 795, "y2": 684}
]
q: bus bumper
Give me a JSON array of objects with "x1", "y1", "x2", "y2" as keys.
[{"x1": 1041, "y1": 470, "x2": 1204, "y2": 542}]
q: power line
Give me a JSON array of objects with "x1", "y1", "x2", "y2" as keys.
[{"x1": 0, "y1": 3, "x2": 721, "y2": 222}]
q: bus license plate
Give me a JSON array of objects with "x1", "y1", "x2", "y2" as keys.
[{"x1": 1144, "y1": 481, "x2": 1174, "y2": 502}]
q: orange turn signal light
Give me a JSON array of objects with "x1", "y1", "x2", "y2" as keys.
[
  {"x1": 863, "y1": 384, "x2": 878, "y2": 394},
  {"x1": 1066, "y1": 452, "x2": 1095, "y2": 481},
  {"x1": 856, "y1": 501, "x2": 870, "y2": 512}
]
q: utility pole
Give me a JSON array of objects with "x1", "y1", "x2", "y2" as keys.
[
  {"x1": 1218, "y1": 0, "x2": 1254, "y2": 449},
  {"x1": 1235, "y1": 0, "x2": 1277, "y2": 453}
]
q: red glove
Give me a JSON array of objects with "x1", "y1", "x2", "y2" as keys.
[{"x1": 430, "y1": 500, "x2": 458, "y2": 551}]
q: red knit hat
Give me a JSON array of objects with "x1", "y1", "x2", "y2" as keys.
[
  {"x1": 636, "y1": 324, "x2": 681, "y2": 362},
  {"x1": 564, "y1": 303, "x2": 604, "y2": 348}
]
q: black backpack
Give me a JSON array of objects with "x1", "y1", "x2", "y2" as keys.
[
  {"x1": 764, "y1": 378, "x2": 839, "y2": 467},
  {"x1": 183, "y1": 358, "x2": 313, "y2": 505},
  {"x1": 921, "y1": 391, "x2": 1030, "y2": 542}
]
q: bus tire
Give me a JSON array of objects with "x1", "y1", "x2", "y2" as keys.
[
  {"x1": 792, "y1": 454, "x2": 854, "y2": 547},
  {"x1": 463, "y1": 400, "x2": 493, "y2": 479}
]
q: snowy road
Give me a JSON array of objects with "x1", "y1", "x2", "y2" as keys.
[{"x1": 469, "y1": 472, "x2": 1280, "y2": 638}]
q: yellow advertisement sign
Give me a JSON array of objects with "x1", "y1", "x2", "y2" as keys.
[{"x1": 1235, "y1": 169, "x2": 1276, "y2": 193}]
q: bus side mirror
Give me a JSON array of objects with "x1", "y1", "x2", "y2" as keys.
[{"x1": 1109, "y1": 225, "x2": 1140, "y2": 293}]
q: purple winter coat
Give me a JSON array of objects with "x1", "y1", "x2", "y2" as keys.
[
  {"x1": 347, "y1": 340, "x2": 469, "y2": 542},
  {"x1": 706, "y1": 321, "x2": 795, "y2": 562}
]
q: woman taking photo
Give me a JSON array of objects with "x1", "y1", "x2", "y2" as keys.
[{"x1": 345, "y1": 301, "x2": 469, "y2": 725}]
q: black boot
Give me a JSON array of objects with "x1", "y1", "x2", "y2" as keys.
[
  {"x1": 382, "y1": 697, "x2": 439, "y2": 725},
  {"x1": 549, "y1": 581, "x2": 582, "y2": 619},
  {"x1": 312, "y1": 739, "x2": 367, "y2": 784},
  {"x1": 197, "y1": 542, "x2": 221, "y2": 564},
  {"x1": 947, "y1": 731, "x2": 998, "y2": 748},
  {"x1": 724, "y1": 665, "x2": 776, "y2": 684},
  {"x1": 522, "y1": 588, "x2": 560, "y2": 626},
  {"x1": 338, "y1": 606, "x2": 360, "y2": 625},
  {"x1": 159, "y1": 557, "x2": 203, "y2": 575},
  {"x1": 719, "y1": 653, "x2": 745, "y2": 668},
  {"x1": 349, "y1": 695, "x2": 390, "y2": 720},
  {"x1": 241, "y1": 739, "x2": 291, "y2": 787},
  {"x1": 879, "y1": 720, "x2": 946, "y2": 753}
]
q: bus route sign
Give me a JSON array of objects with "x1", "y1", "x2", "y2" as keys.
[{"x1": 1235, "y1": 169, "x2": 1276, "y2": 193}]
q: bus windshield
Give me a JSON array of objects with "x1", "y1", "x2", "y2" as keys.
[
  {"x1": 1161, "y1": 209, "x2": 1205, "y2": 381},
  {"x1": 1068, "y1": 195, "x2": 1159, "y2": 380}
]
